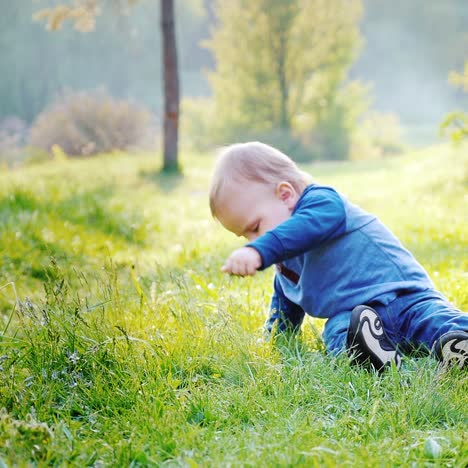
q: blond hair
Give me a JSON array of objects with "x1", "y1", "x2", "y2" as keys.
[{"x1": 209, "y1": 141, "x2": 311, "y2": 218}]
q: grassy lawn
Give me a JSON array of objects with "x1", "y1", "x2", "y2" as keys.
[{"x1": 0, "y1": 144, "x2": 467, "y2": 466}]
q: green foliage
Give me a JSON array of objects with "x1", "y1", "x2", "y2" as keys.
[
  {"x1": 303, "y1": 80, "x2": 370, "y2": 161},
  {"x1": 0, "y1": 145, "x2": 467, "y2": 464},
  {"x1": 28, "y1": 90, "x2": 155, "y2": 157},
  {"x1": 351, "y1": 112, "x2": 405, "y2": 160},
  {"x1": 204, "y1": 0, "x2": 364, "y2": 160},
  {"x1": 180, "y1": 97, "x2": 218, "y2": 151},
  {"x1": 440, "y1": 111, "x2": 468, "y2": 144},
  {"x1": 180, "y1": 96, "x2": 317, "y2": 161},
  {"x1": 441, "y1": 61, "x2": 468, "y2": 144},
  {"x1": 181, "y1": 81, "x2": 379, "y2": 163}
]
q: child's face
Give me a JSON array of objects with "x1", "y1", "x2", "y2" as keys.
[{"x1": 217, "y1": 181, "x2": 298, "y2": 242}]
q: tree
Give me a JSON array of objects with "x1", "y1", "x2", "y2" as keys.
[
  {"x1": 34, "y1": 0, "x2": 180, "y2": 172},
  {"x1": 161, "y1": 0, "x2": 179, "y2": 171},
  {"x1": 205, "y1": 0, "x2": 362, "y2": 146}
]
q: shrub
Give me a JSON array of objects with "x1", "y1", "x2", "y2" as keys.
[
  {"x1": 180, "y1": 97, "x2": 217, "y2": 151},
  {"x1": 351, "y1": 112, "x2": 404, "y2": 160},
  {"x1": 440, "y1": 111, "x2": 468, "y2": 144},
  {"x1": 29, "y1": 89, "x2": 156, "y2": 157},
  {"x1": 297, "y1": 81, "x2": 370, "y2": 161},
  {"x1": 181, "y1": 81, "x2": 371, "y2": 163},
  {"x1": 180, "y1": 96, "x2": 337, "y2": 162},
  {"x1": 181, "y1": 98, "x2": 314, "y2": 161},
  {"x1": 440, "y1": 62, "x2": 468, "y2": 145},
  {"x1": 0, "y1": 116, "x2": 28, "y2": 167},
  {"x1": 242, "y1": 128, "x2": 314, "y2": 163},
  {"x1": 304, "y1": 111, "x2": 351, "y2": 161}
]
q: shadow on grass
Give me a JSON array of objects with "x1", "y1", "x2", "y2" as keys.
[
  {"x1": 56, "y1": 186, "x2": 146, "y2": 243},
  {"x1": 0, "y1": 185, "x2": 147, "y2": 245},
  {"x1": 138, "y1": 168, "x2": 185, "y2": 193},
  {"x1": 0, "y1": 188, "x2": 39, "y2": 221}
]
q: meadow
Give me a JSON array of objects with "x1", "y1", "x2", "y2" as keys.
[{"x1": 0, "y1": 144, "x2": 467, "y2": 466}]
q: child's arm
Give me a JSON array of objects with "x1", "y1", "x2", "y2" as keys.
[
  {"x1": 266, "y1": 275, "x2": 305, "y2": 333},
  {"x1": 249, "y1": 187, "x2": 346, "y2": 270},
  {"x1": 221, "y1": 246, "x2": 261, "y2": 276}
]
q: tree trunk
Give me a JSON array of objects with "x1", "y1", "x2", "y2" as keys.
[
  {"x1": 161, "y1": 0, "x2": 179, "y2": 172},
  {"x1": 276, "y1": 32, "x2": 290, "y2": 131}
]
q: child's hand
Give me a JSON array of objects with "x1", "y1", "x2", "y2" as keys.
[{"x1": 221, "y1": 247, "x2": 262, "y2": 276}]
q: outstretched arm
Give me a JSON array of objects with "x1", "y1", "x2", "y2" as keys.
[
  {"x1": 250, "y1": 187, "x2": 346, "y2": 270},
  {"x1": 221, "y1": 246, "x2": 262, "y2": 276},
  {"x1": 266, "y1": 275, "x2": 305, "y2": 334},
  {"x1": 220, "y1": 187, "x2": 347, "y2": 277}
]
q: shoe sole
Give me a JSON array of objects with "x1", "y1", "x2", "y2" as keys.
[
  {"x1": 434, "y1": 332, "x2": 468, "y2": 370},
  {"x1": 348, "y1": 306, "x2": 402, "y2": 370}
]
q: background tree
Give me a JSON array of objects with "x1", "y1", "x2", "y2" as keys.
[
  {"x1": 205, "y1": 0, "x2": 362, "y2": 159},
  {"x1": 161, "y1": 0, "x2": 179, "y2": 171},
  {"x1": 2, "y1": 0, "x2": 467, "y2": 160},
  {"x1": 34, "y1": 0, "x2": 180, "y2": 172}
]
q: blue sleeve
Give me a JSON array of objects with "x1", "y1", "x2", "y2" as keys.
[
  {"x1": 248, "y1": 187, "x2": 346, "y2": 270},
  {"x1": 266, "y1": 275, "x2": 305, "y2": 333}
]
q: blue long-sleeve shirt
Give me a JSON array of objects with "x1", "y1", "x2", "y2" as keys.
[{"x1": 247, "y1": 184, "x2": 434, "y2": 332}]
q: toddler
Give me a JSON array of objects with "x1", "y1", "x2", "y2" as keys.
[{"x1": 209, "y1": 142, "x2": 468, "y2": 370}]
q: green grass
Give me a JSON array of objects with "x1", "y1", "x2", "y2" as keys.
[{"x1": 0, "y1": 145, "x2": 467, "y2": 466}]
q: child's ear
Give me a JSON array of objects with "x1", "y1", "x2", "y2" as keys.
[{"x1": 276, "y1": 182, "x2": 298, "y2": 209}]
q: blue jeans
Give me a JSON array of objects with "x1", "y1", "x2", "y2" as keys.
[{"x1": 323, "y1": 289, "x2": 468, "y2": 355}]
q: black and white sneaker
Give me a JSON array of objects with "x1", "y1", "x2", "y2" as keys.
[
  {"x1": 432, "y1": 331, "x2": 468, "y2": 370},
  {"x1": 346, "y1": 305, "x2": 402, "y2": 371}
]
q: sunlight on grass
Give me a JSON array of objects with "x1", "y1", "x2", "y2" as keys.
[{"x1": 0, "y1": 145, "x2": 467, "y2": 465}]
